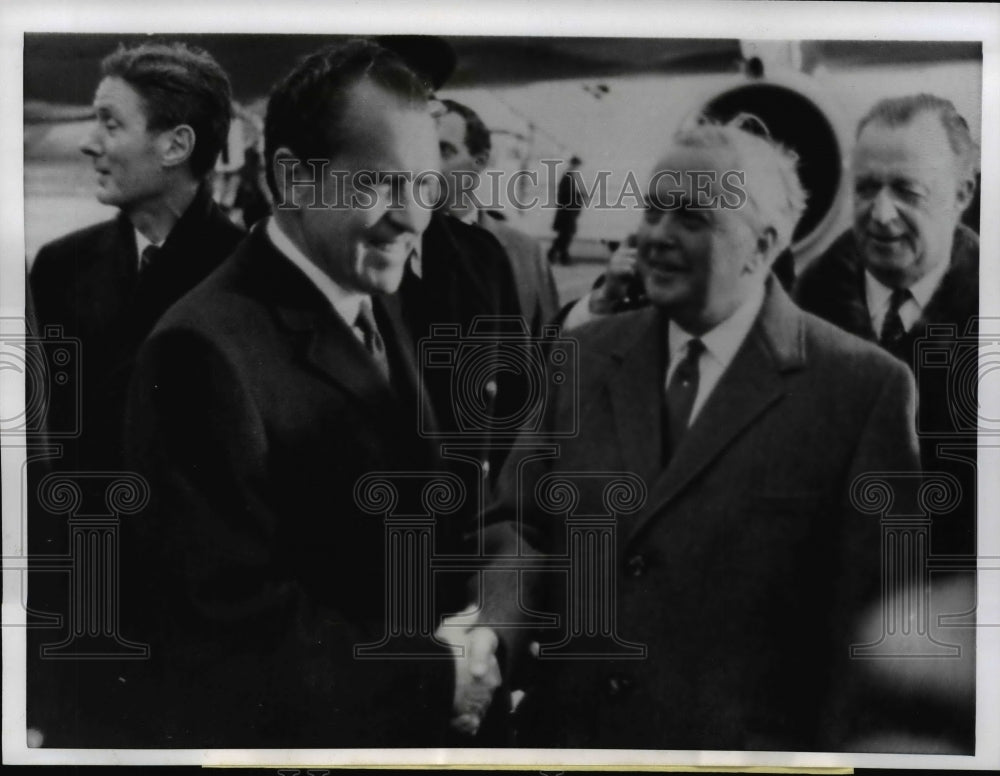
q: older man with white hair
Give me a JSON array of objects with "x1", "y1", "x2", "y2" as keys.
[{"x1": 477, "y1": 118, "x2": 922, "y2": 751}]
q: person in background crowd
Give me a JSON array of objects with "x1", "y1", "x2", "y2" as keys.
[
  {"x1": 547, "y1": 154, "x2": 583, "y2": 265},
  {"x1": 232, "y1": 146, "x2": 272, "y2": 229},
  {"x1": 26, "y1": 41, "x2": 244, "y2": 747},
  {"x1": 397, "y1": 104, "x2": 524, "y2": 492},
  {"x1": 435, "y1": 97, "x2": 559, "y2": 334},
  {"x1": 796, "y1": 94, "x2": 978, "y2": 753},
  {"x1": 796, "y1": 93, "x2": 979, "y2": 562}
]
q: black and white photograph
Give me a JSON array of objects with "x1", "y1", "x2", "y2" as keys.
[{"x1": 2, "y1": 0, "x2": 998, "y2": 771}]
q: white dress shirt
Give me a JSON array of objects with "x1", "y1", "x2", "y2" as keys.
[
  {"x1": 266, "y1": 217, "x2": 369, "y2": 336},
  {"x1": 864, "y1": 259, "x2": 948, "y2": 336},
  {"x1": 665, "y1": 284, "x2": 766, "y2": 426},
  {"x1": 134, "y1": 229, "x2": 163, "y2": 269}
]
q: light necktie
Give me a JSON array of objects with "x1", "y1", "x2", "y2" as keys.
[
  {"x1": 664, "y1": 338, "x2": 705, "y2": 462},
  {"x1": 355, "y1": 298, "x2": 391, "y2": 383},
  {"x1": 879, "y1": 287, "x2": 912, "y2": 350}
]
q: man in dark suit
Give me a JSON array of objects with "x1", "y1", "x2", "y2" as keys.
[
  {"x1": 121, "y1": 41, "x2": 499, "y2": 748},
  {"x1": 434, "y1": 98, "x2": 559, "y2": 334},
  {"x1": 399, "y1": 102, "x2": 524, "y2": 489},
  {"x1": 479, "y1": 118, "x2": 921, "y2": 750},
  {"x1": 547, "y1": 155, "x2": 583, "y2": 265},
  {"x1": 796, "y1": 95, "x2": 978, "y2": 561},
  {"x1": 29, "y1": 41, "x2": 243, "y2": 471},
  {"x1": 26, "y1": 41, "x2": 243, "y2": 746}
]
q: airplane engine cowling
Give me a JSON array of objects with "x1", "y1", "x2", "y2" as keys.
[{"x1": 697, "y1": 79, "x2": 850, "y2": 267}]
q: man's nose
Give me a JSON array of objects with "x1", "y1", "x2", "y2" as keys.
[
  {"x1": 387, "y1": 180, "x2": 432, "y2": 234},
  {"x1": 870, "y1": 188, "x2": 899, "y2": 225},
  {"x1": 80, "y1": 124, "x2": 101, "y2": 158},
  {"x1": 641, "y1": 211, "x2": 679, "y2": 245}
]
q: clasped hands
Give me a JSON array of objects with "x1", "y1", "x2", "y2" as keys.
[{"x1": 435, "y1": 605, "x2": 502, "y2": 736}]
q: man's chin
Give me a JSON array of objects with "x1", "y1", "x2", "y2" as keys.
[
  {"x1": 862, "y1": 244, "x2": 915, "y2": 273},
  {"x1": 362, "y1": 267, "x2": 406, "y2": 296},
  {"x1": 644, "y1": 285, "x2": 690, "y2": 311},
  {"x1": 642, "y1": 273, "x2": 692, "y2": 306}
]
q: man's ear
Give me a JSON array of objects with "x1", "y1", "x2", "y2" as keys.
[
  {"x1": 747, "y1": 226, "x2": 778, "y2": 274},
  {"x1": 955, "y1": 172, "x2": 977, "y2": 214},
  {"x1": 270, "y1": 147, "x2": 304, "y2": 209},
  {"x1": 158, "y1": 125, "x2": 196, "y2": 170}
]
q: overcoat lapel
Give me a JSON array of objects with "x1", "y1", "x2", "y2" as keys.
[
  {"x1": 376, "y1": 292, "x2": 442, "y2": 437},
  {"x1": 840, "y1": 265, "x2": 876, "y2": 340},
  {"x1": 624, "y1": 281, "x2": 806, "y2": 545},
  {"x1": 245, "y1": 230, "x2": 399, "y2": 416},
  {"x1": 605, "y1": 307, "x2": 666, "y2": 484}
]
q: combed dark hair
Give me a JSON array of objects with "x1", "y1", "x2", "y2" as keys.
[
  {"x1": 440, "y1": 98, "x2": 491, "y2": 158},
  {"x1": 264, "y1": 39, "x2": 430, "y2": 197},
  {"x1": 857, "y1": 93, "x2": 979, "y2": 176},
  {"x1": 101, "y1": 42, "x2": 233, "y2": 178}
]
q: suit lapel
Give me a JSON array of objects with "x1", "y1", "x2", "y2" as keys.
[
  {"x1": 376, "y1": 292, "x2": 442, "y2": 437},
  {"x1": 843, "y1": 266, "x2": 876, "y2": 341},
  {"x1": 625, "y1": 281, "x2": 806, "y2": 545},
  {"x1": 605, "y1": 307, "x2": 666, "y2": 482},
  {"x1": 248, "y1": 231, "x2": 399, "y2": 416}
]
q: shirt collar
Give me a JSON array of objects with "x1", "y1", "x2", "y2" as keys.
[
  {"x1": 864, "y1": 255, "x2": 949, "y2": 317},
  {"x1": 134, "y1": 229, "x2": 162, "y2": 267},
  {"x1": 668, "y1": 282, "x2": 765, "y2": 371},
  {"x1": 266, "y1": 216, "x2": 367, "y2": 328},
  {"x1": 408, "y1": 240, "x2": 423, "y2": 279}
]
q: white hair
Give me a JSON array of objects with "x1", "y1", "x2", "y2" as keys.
[{"x1": 673, "y1": 114, "x2": 808, "y2": 253}]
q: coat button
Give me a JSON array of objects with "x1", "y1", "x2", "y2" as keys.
[
  {"x1": 607, "y1": 675, "x2": 633, "y2": 696},
  {"x1": 485, "y1": 379, "x2": 498, "y2": 398},
  {"x1": 481, "y1": 459, "x2": 491, "y2": 477},
  {"x1": 625, "y1": 554, "x2": 646, "y2": 577}
]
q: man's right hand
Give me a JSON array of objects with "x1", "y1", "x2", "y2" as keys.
[
  {"x1": 589, "y1": 243, "x2": 640, "y2": 314},
  {"x1": 435, "y1": 606, "x2": 502, "y2": 736}
]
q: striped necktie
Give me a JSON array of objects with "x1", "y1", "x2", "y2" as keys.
[
  {"x1": 879, "y1": 287, "x2": 912, "y2": 349},
  {"x1": 355, "y1": 298, "x2": 391, "y2": 383},
  {"x1": 663, "y1": 338, "x2": 705, "y2": 463}
]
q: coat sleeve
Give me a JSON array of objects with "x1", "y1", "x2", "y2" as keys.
[{"x1": 121, "y1": 326, "x2": 455, "y2": 747}]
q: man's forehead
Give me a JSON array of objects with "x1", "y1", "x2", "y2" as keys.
[
  {"x1": 333, "y1": 83, "x2": 436, "y2": 167},
  {"x1": 436, "y1": 110, "x2": 466, "y2": 141},
  {"x1": 93, "y1": 76, "x2": 141, "y2": 107},
  {"x1": 852, "y1": 114, "x2": 957, "y2": 175}
]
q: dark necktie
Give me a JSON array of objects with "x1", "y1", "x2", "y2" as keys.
[
  {"x1": 664, "y1": 338, "x2": 705, "y2": 461},
  {"x1": 879, "y1": 287, "x2": 912, "y2": 349},
  {"x1": 139, "y1": 244, "x2": 161, "y2": 275},
  {"x1": 355, "y1": 298, "x2": 391, "y2": 383}
]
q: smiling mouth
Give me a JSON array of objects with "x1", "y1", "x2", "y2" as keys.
[
  {"x1": 365, "y1": 239, "x2": 411, "y2": 262},
  {"x1": 643, "y1": 259, "x2": 689, "y2": 276},
  {"x1": 867, "y1": 233, "x2": 904, "y2": 247}
]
